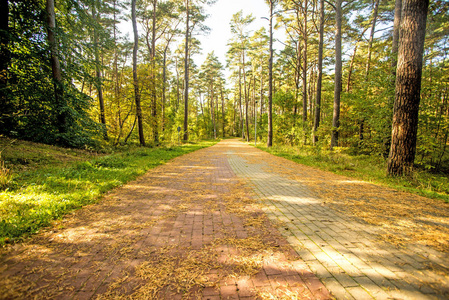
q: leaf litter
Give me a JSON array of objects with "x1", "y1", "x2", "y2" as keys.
[
  {"x1": 236, "y1": 143, "x2": 449, "y2": 253},
  {"x1": 0, "y1": 141, "x2": 320, "y2": 300}
]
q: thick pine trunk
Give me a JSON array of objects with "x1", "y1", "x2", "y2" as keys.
[
  {"x1": 387, "y1": 0, "x2": 429, "y2": 176},
  {"x1": 132, "y1": 0, "x2": 145, "y2": 146}
]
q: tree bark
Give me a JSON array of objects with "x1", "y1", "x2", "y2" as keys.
[
  {"x1": 132, "y1": 0, "x2": 145, "y2": 146},
  {"x1": 151, "y1": 0, "x2": 159, "y2": 144},
  {"x1": 46, "y1": 0, "x2": 67, "y2": 136},
  {"x1": 243, "y1": 50, "x2": 249, "y2": 142},
  {"x1": 365, "y1": 0, "x2": 380, "y2": 80},
  {"x1": 383, "y1": 0, "x2": 403, "y2": 157},
  {"x1": 387, "y1": 0, "x2": 429, "y2": 176},
  {"x1": 221, "y1": 85, "x2": 225, "y2": 137},
  {"x1": 210, "y1": 84, "x2": 216, "y2": 139},
  {"x1": 0, "y1": 0, "x2": 12, "y2": 133},
  {"x1": 302, "y1": 0, "x2": 308, "y2": 145},
  {"x1": 330, "y1": 0, "x2": 342, "y2": 149},
  {"x1": 239, "y1": 66, "x2": 244, "y2": 138},
  {"x1": 92, "y1": 1, "x2": 107, "y2": 140},
  {"x1": 391, "y1": 0, "x2": 402, "y2": 72},
  {"x1": 267, "y1": 0, "x2": 274, "y2": 147},
  {"x1": 313, "y1": 0, "x2": 324, "y2": 145},
  {"x1": 113, "y1": 0, "x2": 123, "y2": 144},
  {"x1": 183, "y1": 0, "x2": 190, "y2": 141}
]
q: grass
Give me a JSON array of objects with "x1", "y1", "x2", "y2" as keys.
[
  {"x1": 0, "y1": 138, "x2": 217, "y2": 244},
  {"x1": 256, "y1": 143, "x2": 449, "y2": 203}
]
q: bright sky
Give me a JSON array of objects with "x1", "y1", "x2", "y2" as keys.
[{"x1": 197, "y1": 0, "x2": 271, "y2": 67}]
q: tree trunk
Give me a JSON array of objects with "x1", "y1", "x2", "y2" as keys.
[
  {"x1": 92, "y1": 2, "x2": 107, "y2": 140},
  {"x1": 365, "y1": 0, "x2": 380, "y2": 80},
  {"x1": 361, "y1": 0, "x2": 380, "y2": 143},
  {"x1": 260, "y1": 64, "x2": 264, "y2": 116},
  {"x1": 183, "y1": 0, "x2": 190, "y2": 141},
  {"x1": 175, "y1": 57, "x2": 180, "y2": 110},
  {"x1": 132, "y1": 0, "x2": 145, "y2": 146},
  {"x1": 113, "y1": 0, "x2": 123, "y2": 144},
  {"x1": 391, "y1": 0, "x2": 402, "y2": 73},
  {"x1": 267, "y1": 0, "x2": 274, "y2": 147},
  {"x1": 0, "y1": 0, "x2": 12, "y2": 134},
  {"x1": 161, "y1": 50, "x2": 167, "y2": 132},
  {"x1": 151, "y1": 0, "x2": 159, "y2": 144},
  {"x1": 239, "y1": 66, "x2": 244, "y2": 139},
  {"x1": 383, "y1": 0, "x2": 403, "y2": 157},
  {"x1": 46, "y1": 0, "x2": 67, "y2": 137},
  {"x1": 243, "y1": 51, "x2": 249, "y2": 142},
  {"x1": 221, "y1": 86, "x2": 225, "y2": 137},
  {"x1": 210, "y1": 85, "x2": 216, "y2": 139},
  {"x1": 302, "y1": 0, "x2": 308, "y2": 145},
  {"x1": 313, "y1": 0, "x2": 324, "y2": 145},
  {"x1": 387, "y1": 0, "x2": 429, "y2": 176},
  {"x1": 330, "y1": 0, "x2": 342, "y2": 149}
]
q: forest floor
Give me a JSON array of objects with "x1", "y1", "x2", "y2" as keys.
[{"x1": 0, "y1": 139, "x2": 448, "y2": 299}]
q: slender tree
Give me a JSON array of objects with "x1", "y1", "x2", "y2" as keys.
[
  {"x1": 330, "y1": 0, "x2": 342, "y2": 149},
  {"x1": 365, "y1": 0, "x2": 380, "y2": 80},
  {"x1": 388, "y1": 0, "x2": 430, "y2": 176},
  {"x1": 92, "y1": 1, "x2": 108, "y2": 140},
  {"x1": 183, "y1": 0, "x2": 190, "y2": 141},
  {"x1": 0, "y1": 0, "x2": 11, "y2": 133},
  {"x1": 132, "y1": 0, "x2": 145, "y2": 146},
  {"x1": 391, "y1": 0, "x2": 403, "y2": 72},
  {"x1": 313, "y1": 0, "x2": 324, "y2": 145},
  {"x1": 46, "y1": 0, "x2": 68, "y2": 137},
  {"x1": 266, "y1": 0, "x2": 276, "y2": 147}
]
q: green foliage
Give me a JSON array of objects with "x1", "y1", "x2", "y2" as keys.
[
  {"x1": 2, "y1": 0, "x2": 101, "y2": 148},
  {"x1": 0, "y1": 139, "x2": 217, "y2": 244}
]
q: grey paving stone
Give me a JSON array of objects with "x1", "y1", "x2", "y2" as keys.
[
  {"x1": 226, "y1": 143, "x2": 448, "y2": 300},
  {"x1": 323, "y1": 277, "x2": 355, "y2": 300}
]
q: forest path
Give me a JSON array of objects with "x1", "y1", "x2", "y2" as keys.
[
  {"x1": 0, "y1": 139, "x2": 448, "y2": 299},
  {"x1": 0, "y1": 139, "x2": 332, "y2": 300}
]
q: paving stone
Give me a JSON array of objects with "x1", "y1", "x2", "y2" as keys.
[{"x1": 322, "y1": 277, "x2": 355, "y2": 300}]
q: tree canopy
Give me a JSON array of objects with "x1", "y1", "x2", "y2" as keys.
[{"x1": 0, "y1": 0, "x2": 447, "y2": 175}]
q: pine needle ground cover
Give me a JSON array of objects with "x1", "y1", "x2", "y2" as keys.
[
  {"x1": 0, "y1": 141, "x2": 330, "y2": 299},
  {"x1": 0, "y1": 137, "x2": 216, "y2": 244},
  {"x1": 257, "y1": 144, "x2": 449, "y2": 203},
  {"x1": 256, "y1": 143, "x2": 449, "y2": 252}
]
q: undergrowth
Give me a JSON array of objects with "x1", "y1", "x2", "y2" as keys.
[
  {"x1": 0, "y1": 139, "x2": 217, "y2": 245},
  {"x1": 256, "y1": 144, "x2": 449, "y2": 203}
]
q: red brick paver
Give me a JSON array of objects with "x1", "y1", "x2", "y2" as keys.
[{"x1": 0, "y1": 140, "x2": 332, "y2": 299}]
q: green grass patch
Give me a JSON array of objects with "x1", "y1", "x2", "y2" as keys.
[
  {"x1": 0, "y1": 139, "x2": 217, "y2": 244},
  {"x1": 256, "y1": 144, "x2": 449, "y2": 203}
]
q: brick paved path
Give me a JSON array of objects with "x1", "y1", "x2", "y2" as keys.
[
  {"x1": 226, "y1": 139, "x2": 449, "y2": 300},
  {"x1": 0, "y1": 140, "x2": 332, "y2": 299},
  {"x1": 1, "y1": 139, "x2": 448, "y2": 299}
]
